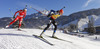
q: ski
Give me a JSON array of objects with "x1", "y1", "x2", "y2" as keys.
[
  {"x1": 47, "y1": 36, "x2": 72, "y2": 43},
  {"x1": 33, "y1": 34, "x2": 54, "y2": 46}
]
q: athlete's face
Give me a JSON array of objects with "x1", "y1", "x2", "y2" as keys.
[
  {"x1": 23, "y1": 10, "x2": 27, "y2": 12},
  {"x1": 60, "y1": 12, "x2": 63, "y2": 15}
]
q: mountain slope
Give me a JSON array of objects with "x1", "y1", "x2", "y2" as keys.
[
  {"x1": 78, "y1": 15, "x2": 100, "y2": 30},
  {"x1": 0, "y1": 8, "x2": 100, "y2": 29}
]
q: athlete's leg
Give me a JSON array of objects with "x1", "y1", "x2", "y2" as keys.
[
  {"x1": 18, "y1": 17, "x2": 23, "y2": 29},
  {"x1": 52, "y1": 20, "x2": 57, "y2": 37},
  {"x1": 40, "y1": 20, "x2": 52, "y2": 36},
  {"x1": 6, "y1": 16, "x2": 19, "y2": 28}
]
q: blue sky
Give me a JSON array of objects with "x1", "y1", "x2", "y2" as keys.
[{"x1": 0, "y1": 0, "x2": 100, "y2": 18}]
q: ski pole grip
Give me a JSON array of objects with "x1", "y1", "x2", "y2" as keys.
[
  {"x1": 13, "y1": 16, "x2": 15, "y2": 19},
  {"x1": 62, "y1": 6, "x2": 66, "y2": 9}
]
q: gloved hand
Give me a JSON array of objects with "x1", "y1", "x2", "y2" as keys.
[
  {"x1": 47, "y1": 14, "x2": 54, "y2": 17},
  {"x1": 47, "y1": 14, "x2": 50, "y2": 17}
]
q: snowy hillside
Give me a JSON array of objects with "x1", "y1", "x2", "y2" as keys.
[
  {"x1": 62, "y1": 15, "x2": 100, "y2": 31},
  {"x1": 0, "y1": 29, "x2": 100, "y2": 49},
  {"x1": 62, "y1": 19, "x2": 78, "y2": 28},
  {"x1": 78, "y1": 15, "x2": 100, "y2": 31}
]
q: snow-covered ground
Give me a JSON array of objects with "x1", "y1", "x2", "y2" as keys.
[{"x1": 0, "y1": 29, "x2": 100, "y2": 49}]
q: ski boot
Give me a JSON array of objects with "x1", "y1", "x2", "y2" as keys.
[
  {"x1": 5, "y1": 25, "x2": 9, "y2": 28},
  {"x1": 18, "y1": 28, "x2": 21, "y2": 31},
  {"x1": 52, "y1": 36, "x2": 58, "y2": 39}
]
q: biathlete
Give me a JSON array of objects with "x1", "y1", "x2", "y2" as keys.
[
  {"x1": 40, "y1": 9, "x2": 64, "y2": 38},
  {"x1": 6, "y1": 8, "x2": 27, "y2": 30}
]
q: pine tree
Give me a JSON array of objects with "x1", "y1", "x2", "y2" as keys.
[{"x1": 88, "y1": 17, "x2": 96, "y2": 35}]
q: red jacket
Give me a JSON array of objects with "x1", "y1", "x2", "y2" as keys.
[{"x1": 14, "y1": 10, "x2": 26, "y2": 18}]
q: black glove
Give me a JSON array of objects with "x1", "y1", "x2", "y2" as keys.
[{"x1": 47, "y1": 14, "x2": 51, "y2": 17}]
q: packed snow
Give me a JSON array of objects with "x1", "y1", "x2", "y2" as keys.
[{"x1": 0, "y1": 29, "x2": 100, "y2": 49}]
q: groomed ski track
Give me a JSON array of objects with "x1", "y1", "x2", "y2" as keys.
[{"x1": 0, "y1": 29, "x2": 100, "y2": 49}]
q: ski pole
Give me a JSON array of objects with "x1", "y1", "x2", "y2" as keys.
[
  {"x1": 25, "y1": 4, "x2": 27, "y2": 8},
  {"x1": 30, "y1": 6, "x2": 42, "y2": 13},
  {"x1": 61, "y1": 6, "x2": 66, "y2": 9},
  {"x1": 30, "y1": 6, "x2": 47, "y2": 16},
  {"x1": 9, "y1": 8, "x2": 13, "y2": 16},
  {"x1": 9, "y1": 8, "x2": 15, "y2": 18}
]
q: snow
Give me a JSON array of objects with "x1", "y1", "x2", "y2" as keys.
[
  {"x1": 0, "y1": 29, "x2": 100, "y2": 49},
  {"x1": 78, "y1": 17, "x2": 89, "y2": 31}
]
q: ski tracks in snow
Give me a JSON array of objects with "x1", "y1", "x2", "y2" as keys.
[{"x1": 0, "y1": 29, "x2": 100, "y2": 49}]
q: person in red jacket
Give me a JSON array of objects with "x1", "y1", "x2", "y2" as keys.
[{"x1": 6, "y1": 8, "x2": 27, "y2": 30}]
